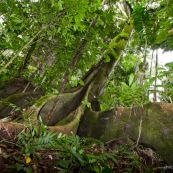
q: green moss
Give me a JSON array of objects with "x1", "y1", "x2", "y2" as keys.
[
  {"x1": 3, "y1": 93, "x2": 25, "y2": 101},
  {"x1": 86, "y1": 110, "x2": 99, "y2": 124},
  {"x1": 34, "y1": 94, "x2": 54, "y2": 107},
  {"x1": 104, "y1": 19, "x2": 133, "y2": 60},
  {"x1": 55, "y1": 111, "x2": 75, "y2": 126},
  {"x1": 119, "y1": 32, "x2": 129, "y2": 39},
  {"x1": 1, "y1": 92, "x2": 28, "y2": 104},
  {"x1": 100, "y1": 120, "x2": 126, "y2": 142},
  {"x1": 0, "y1": 92, "x2": 35, "y2": 110},
  {"x1": 120, "y1": 115, "x2": 130, "y2": 122},
  {"x1": 123, "y1": 19, "x2": 133, "y2": 33},
  {"x1": 61, "y1": 105, "x2": 84, "y2": 135},
  {"x1": 110, "y1": 32, "x2": 129, "y2": 46},
  {"x1": 21, "y1": 94, "x2": 55, "y2": 124},
  {"x1": 0, "y1": 101, "x2": 8, "y2": 110},
  {"x1": 109, "y1": 36, "x2": 126, "y2": 50}
]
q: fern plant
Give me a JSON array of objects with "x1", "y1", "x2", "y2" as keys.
[
  {"x1": 13, "y1": 128, "x2": 150, "y2": 172},
  {"x1": 17, "y1": 122, "x2": 57, "y2": 156}
]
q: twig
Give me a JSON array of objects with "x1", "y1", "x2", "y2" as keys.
[{"x1": 136, "y1": 118, "x2": 142, "y2": 147}]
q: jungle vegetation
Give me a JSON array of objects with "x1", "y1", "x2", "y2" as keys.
[{"x1": 1, "y1": 0, "x2": 173, "y2": 172}]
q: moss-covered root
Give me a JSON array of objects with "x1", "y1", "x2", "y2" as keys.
[
  {"x1": 48, "y1": 105, "x2": 84, "y2": 135},
  {"x1": 0, "y1": 92, "x2": 42, "y2": 119},
  {"x1": 21, "y1": 94, "x2": 56, "y2": 125}
]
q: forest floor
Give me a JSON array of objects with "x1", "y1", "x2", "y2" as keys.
[{"x1": 0, "y1": 137, "x2": 171, "y2": 173}]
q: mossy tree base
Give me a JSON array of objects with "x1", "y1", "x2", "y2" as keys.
[{"x1": 78, "y1": 102, "x2": 173, "y2": 165}]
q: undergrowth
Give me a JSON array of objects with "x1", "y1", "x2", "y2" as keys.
[{"x1": 1, "y1": 122, "x2": 166, "y2": 173}]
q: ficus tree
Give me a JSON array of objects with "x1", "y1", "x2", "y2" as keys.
[{"x1": 1, "y1": 0, "x2": 173, "y2": 164}]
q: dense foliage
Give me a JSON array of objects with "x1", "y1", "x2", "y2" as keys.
[
  {"x1": 0, "y1": 0, "x2": 173, "y2": 109},
  {"x1": 1, "y1": 0, "x2": 173, "y2": 172},
  {"x1": 1, "y1": 123, "x2": 166, "y2": 172}
]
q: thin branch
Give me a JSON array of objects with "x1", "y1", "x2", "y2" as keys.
[
  {"x1": 117, "y1": 2, "x2": 128, "y2": 18},
  {"x1": 18, "y1": 36, "x2": 38, "y2": 74},
  {"x1": 136, "y1": 117, "x2": 142, "y2": 147},
  {"x1": 153, "y1": 49, "x2": 158, "y2": 102}
]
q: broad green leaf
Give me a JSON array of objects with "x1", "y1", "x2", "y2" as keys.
[
  {"x1": 103, "y1": 153, "x2": 118, "y2": 165},
  {"x1": 102, "y1": 165, "x2": 113, "y2": 173},
  {"x1": 129, "y1": 73, "x2": 134, "y2": 86},
  {"x1": 13, "y1": 156, "x2": 21, "y2": 162},
  {"x1": 57, "y1": 133, "x2": 62, "y2": 138},
  {"x1": 57, "y1": 160, "x2": 69, "y2": 169},
  {"x1": 79, "y1": 149, "x2": 84, "y2": 154},
  {"x1": 79, "y1": 80, "x2": 85, "y2": 86},
  {"x1": 26, "y1": 168, "x2": 32, "y2": 173},
  {"x1": 13, "y1": 17, "x2": 23, "y2": 24},
  {"x1": 70, "y1": 148, "x2": 83, "y2": 163},
  {"x1": 50, "y1": 0, "x2": 55, "y2": 7},
  {"x1": 143, "y1": 77, "x2": 155, "y2": 89},
  {"x1": 89, "y1": 158, "x2": 97, "y2": 163},
  {"x1": 94, "y1": 165, "x2": 100, "y2": 173},
  {"x1": 120, "y1": 82, "x2": 129, "y2": 89},
  {"x1": 58, "y1": 0, "x2": 64, "y2": 11},
  {"x1": 16, "y1": 164, "x2": 24, "y2": 171},
  {"x1": 131, "y1": 81, "x2": 137, "y2": 89},
  {"x1": 104, "y1": 54, "x2": 110, "y2": 62}
]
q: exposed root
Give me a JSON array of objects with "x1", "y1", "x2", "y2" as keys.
[{"x1": 0, "y1": 121, "x2": 26, "y2": 141}]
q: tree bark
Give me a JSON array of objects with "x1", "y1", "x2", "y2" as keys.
[
  {"x1": 153, "y1": 49, "x2": 158, "y2": 101},
  {"x1": 18, "y1": 37, "x2": 38, "y2": 75}
]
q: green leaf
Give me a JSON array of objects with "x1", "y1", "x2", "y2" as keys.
[
  {"x1": 79, "y1": 80, "x2": 85, "y2": 86},
  {"x1": 79, "y1": 149, "x2": 84, "y2": 154},
  {"x1": 58, "y1": 0, "x2": 64, "y2": 11},
  {"x1": 104, "y1": 54, "x2": 110, "y2": 62},
  {"x1": 57, "y1": 133, "x2": 62, "y2": 138},
  {"x1": 94, "y1": 165, "x2": 101, "y2": 173},
  {"x1": 50, "y1": 0, "x2": 55, "y2": 7},
  {"x1": 57, "y1": 160, "x2": 69, "y2": 169},
  {"x1": 16, "y1": 164, "x2": 24, "y2": 171},
  {"x1": 89, "y1": 158, "x2": 97, "y2": 163},
  {"x1": 120, "y1": 82, "x2": 129, "y2": 89},
  {"x1": 13, "y1": 156, "x2": 21, "y2": 162},
  {"x1": 143, "y1": 77, "x2": 155, "y2": 89},
  {"x1": 131, "y1": 81, "x2": 137, "y2": 89},
  {"x1": 71, "y1": 148, "x2": 83, "y2": 163},
  {"x1": 26, "y1": 168, "x2": 32, "y2": 173},
  {"x1": 129, "y1": 73, "x2": 134, "y2": 86},
  {"x1": 102, "y1": 165, "x2": 113, "y2": 173},
  {"x1": 103, "y1": 153, "x2": 118, "y2": 165}
]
